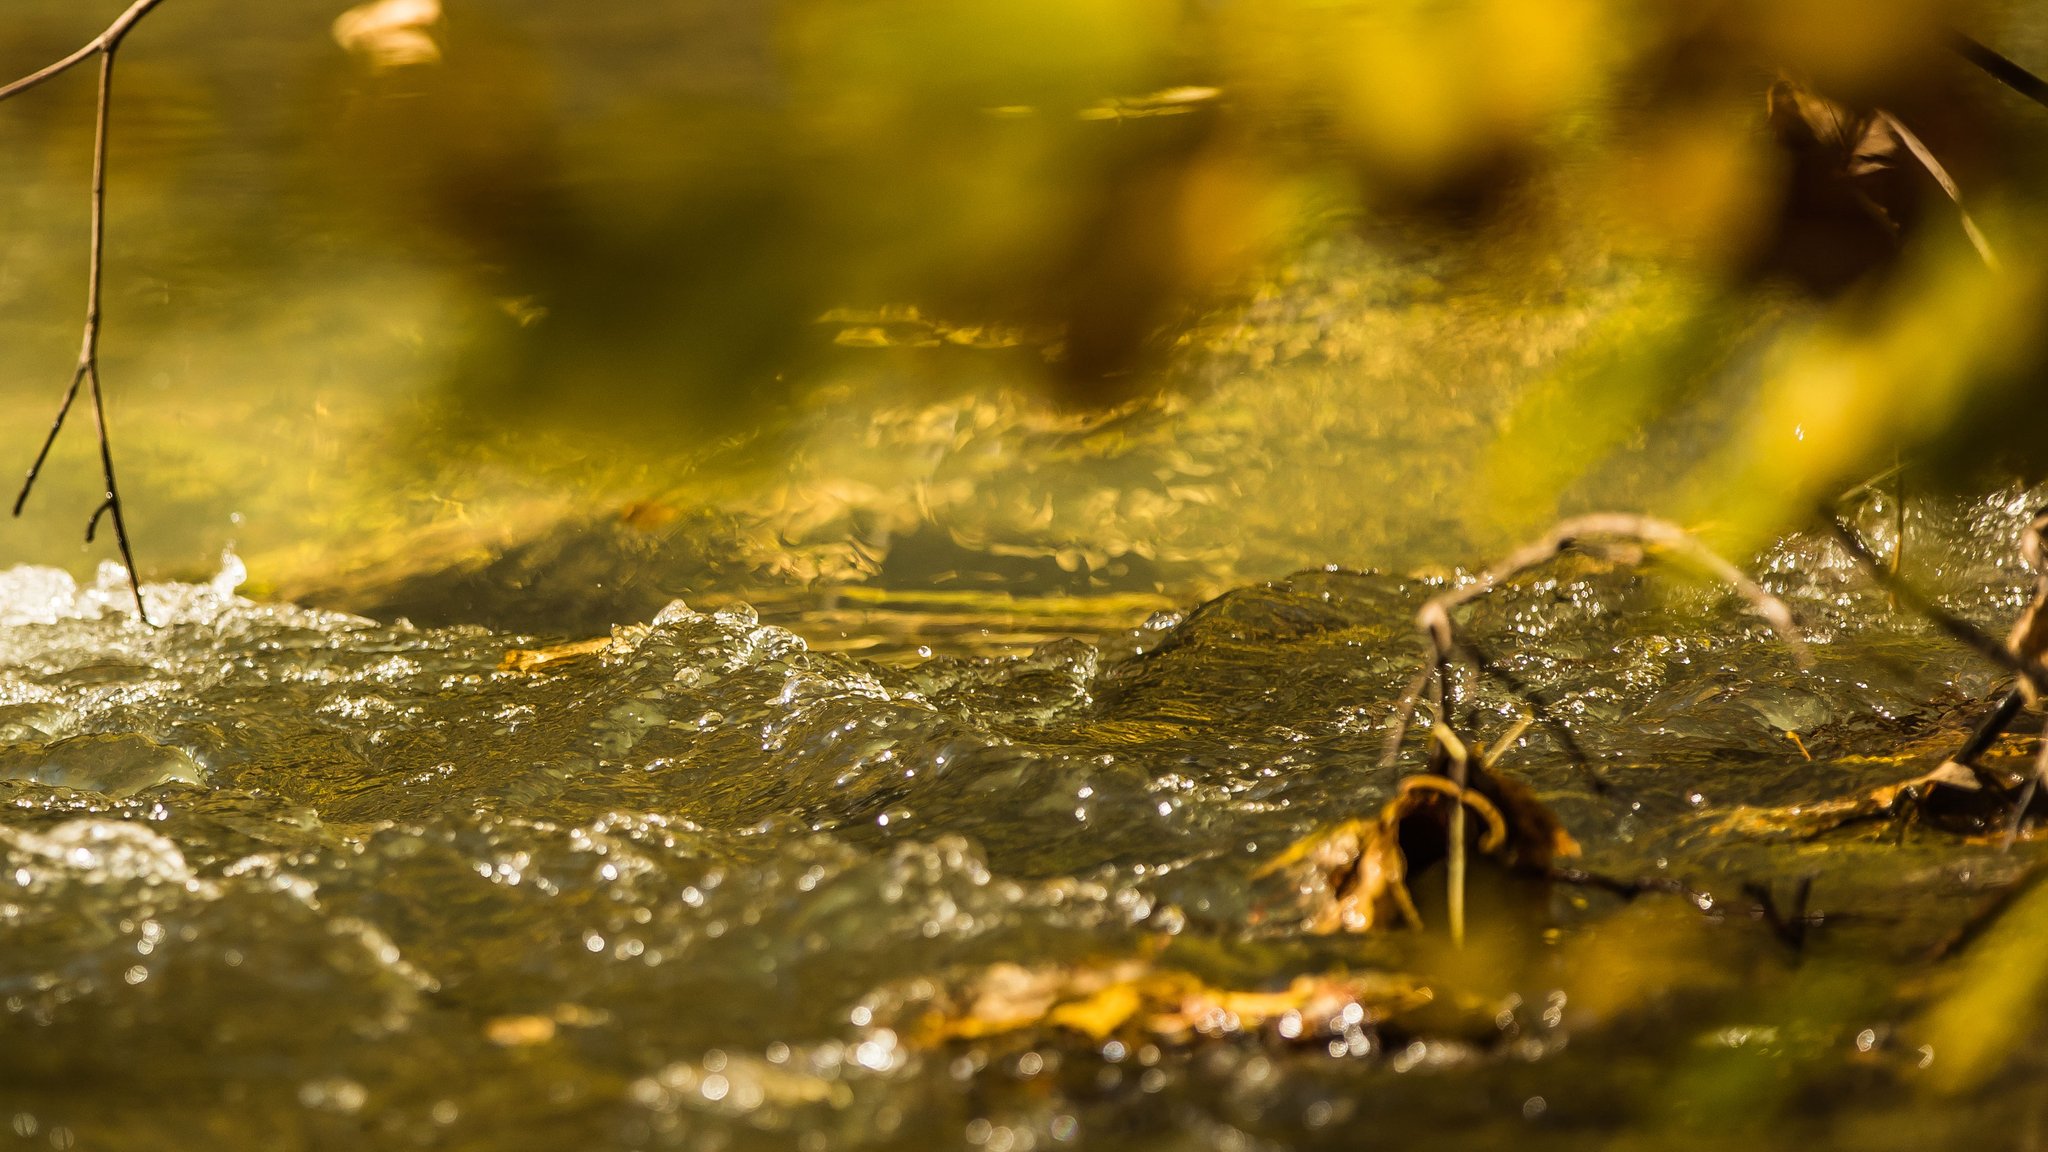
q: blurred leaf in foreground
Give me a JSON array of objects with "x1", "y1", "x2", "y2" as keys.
[
  {"x1": 901, "y1": 958, "x2": 1439, "y2": 1046},
  {"x1": 1916, "y1": 869, "x2": 2048, "y2": 1094},
  {"x1": 332, "y1": 0, "x2": 441, "y2": 71}
]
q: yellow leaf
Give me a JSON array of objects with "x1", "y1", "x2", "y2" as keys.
[{"x1": 1047, "y1": 982, "x2": 1143, "y2": 1039}]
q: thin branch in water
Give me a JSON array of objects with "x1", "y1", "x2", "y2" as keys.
[
  {"x1": 1741, "y1": 876, "x2": 1817, "y2": 952},
  {"x1": 1997, "y1": 511, "x2": 2048, "y2": 846},
  {"x1": 1416, "y1": 514, "x2": 1808, "y2": 665},
  {"x1": 1949, "y1": 30, "x2": 2048, "y2": 113},
  {"x1": 1891, "y1": 452, "x2": 1905, "y2": 579},
  {"x1": 1379, "y1": 656, "x2": 1435, "y2": 768},
  {"x1": 1, "y1": 1, "x2": 168, "y2": 624},
  {"x1": 1952, "y1": 688, "x2": 2028, "y2": 771},
  {"x1": 86, "y1": 496, "x2": 113, "y2": 542},
  {"x1": 1997, "y1": 716, "x2": 2048, "y2": 853},
  {"x1": 1836, "y1": 458, "x2": 1910, "y2": 603},
  {"x1": 13, "y1": 366, "x2": 87, "y2": 517},
  {"x1": 1455, "y1": 635, "x2": 1602, "y2": 790},
  {"x1": 1822, "y1": 513, "x2": 2047, "y2": 695},
  {"x1": 1836, "y1": 461, "x2": 1905, "y2": 505},
  {"x1": 1480, "y1": 714, "x2": 1535, "y2": 772},
  {"x1": 2008, "y1": 509, "x2": 2048, "y2": 694},
  {"x1": 1383, "y1": 514, "x2": 1809, "y2": 763},
  {"x1": 0, "y1": 0, "x2": 166, "y2": 101},
  {"x1": 1431, "y1": 642, "x2": 1463, "y2": 949},
  {"x1": 1827, "y1": 510, "x2": 2048, "y2": 811}
]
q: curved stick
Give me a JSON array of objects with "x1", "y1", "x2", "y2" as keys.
[
  {"x1": 0, "y1": 0, "x2": 166, "y2": 100},
  {"x1": 1414, "y1": 514, "x2": 1807, "y2": 664},
  {"x1": 1384, "y1": 514, "x2": 1809, "y2": 768},
  {"x1": 2, "y1": 1, "x2": 169, "y2": 623},
  {"x1": 1950, "y1": 31, "x2": 2048, "y2": 113}
]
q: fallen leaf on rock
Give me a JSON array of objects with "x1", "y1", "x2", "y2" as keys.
[{"x1": 1705, "y1": 760, "x2": 1994, "y2": 839}]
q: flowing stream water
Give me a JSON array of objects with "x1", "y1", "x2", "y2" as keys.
[
  {"x1": 1, "y1": 486, "x2": 2043, "y2": 1150},
  {"x1": 5, "y1": 4, "x2": 2048, "y2": 1146}
]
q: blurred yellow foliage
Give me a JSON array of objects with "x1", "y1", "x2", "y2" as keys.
[
  {"x1": 1694, "y1": 243, "x2": 2040, "y2": 547},
  {"x1": 1917, "y1": 874, "x2": 2048, "y2": 1094},
  {"x1": 36, "y1": 0, "x2": 2040, "y2": 562}
]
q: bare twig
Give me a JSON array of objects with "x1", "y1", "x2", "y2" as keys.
[
  {"x1": 1954, "y1": 688, "x2": 2028, "y2": 769},
  {"x1": 2, "y1": 0, "x2": 169, "y2": 624},
  {"x1": 1380, "y1": 659, "x2": 1434, "y2": 767},
  {"x1": 1997, "y1": 717, "x2": 2048, "y2": 852},
  {"x1": 0, "y1": 0, "x2": 165, "y2": 101},
  {"x1": 1416, "y1": 514, "x2": 1807, "y2": 663},
  {"x1": 1480, "y1": 714, "x2": 1535, "y2": 771},
  {"x1": 1950, "y1": 31, "x2": 2048, "y2": 113},
  {"x1": 1891, "y1": 453, "x2": 1905, "y2": 579},
  {"x1": 1827, "y1": 510, "x2": 2048, "y2": 830},
  {"x1": 1997, "y1": 512, "x2": 2048, "y2": 848},
  {"x1": 2009, "y1": 509, "x2": 2048, "y2": 696},
  {"x1": 1376, "y1": 515, "x2": 1806, "y2": 947},
  {"x1": 1383, "y1": 514, "x2": 1809, "y2": 767},
  {"x1": 1453, "y1": 635, "x2": 1598, "y2": 784},
  {"x1": 1836, "y1": 461, "x2": 1905, "y2": 505},
  {"x1": 1822, "y1": 513, "x2": 2048, "y2": 696}
]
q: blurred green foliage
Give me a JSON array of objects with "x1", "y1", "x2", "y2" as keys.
[
  {"x1": 1, "y1": 0, "x2": 2045, "y2": 573},
  {"x1": 322, "y1": 0, "x2": 2048, "y2": 541}
]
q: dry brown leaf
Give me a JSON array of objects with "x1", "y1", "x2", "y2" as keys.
[
  {"x1": 910, "y1": 960, "x2": 1432, "y2": 1047},
  {"x1": 1253, "y1": 772, "x2": 1577, "y2": 934},
  {"x1": 1483, "y1": 770, "x2": 1582, "y2": 867},
  {"x1": 1147, "y1": 972, "x2": 1433, "y2": 1042},
  {"x1": 1045, "y1": 981, "x2": 1147, "y2": 1039},
  {"x1": 1767, "y1": 79, "x2": 1895, "y2": 176},
  {"x1": 1252, "y1": 814, "x2": 1416, "y2": 933}
]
